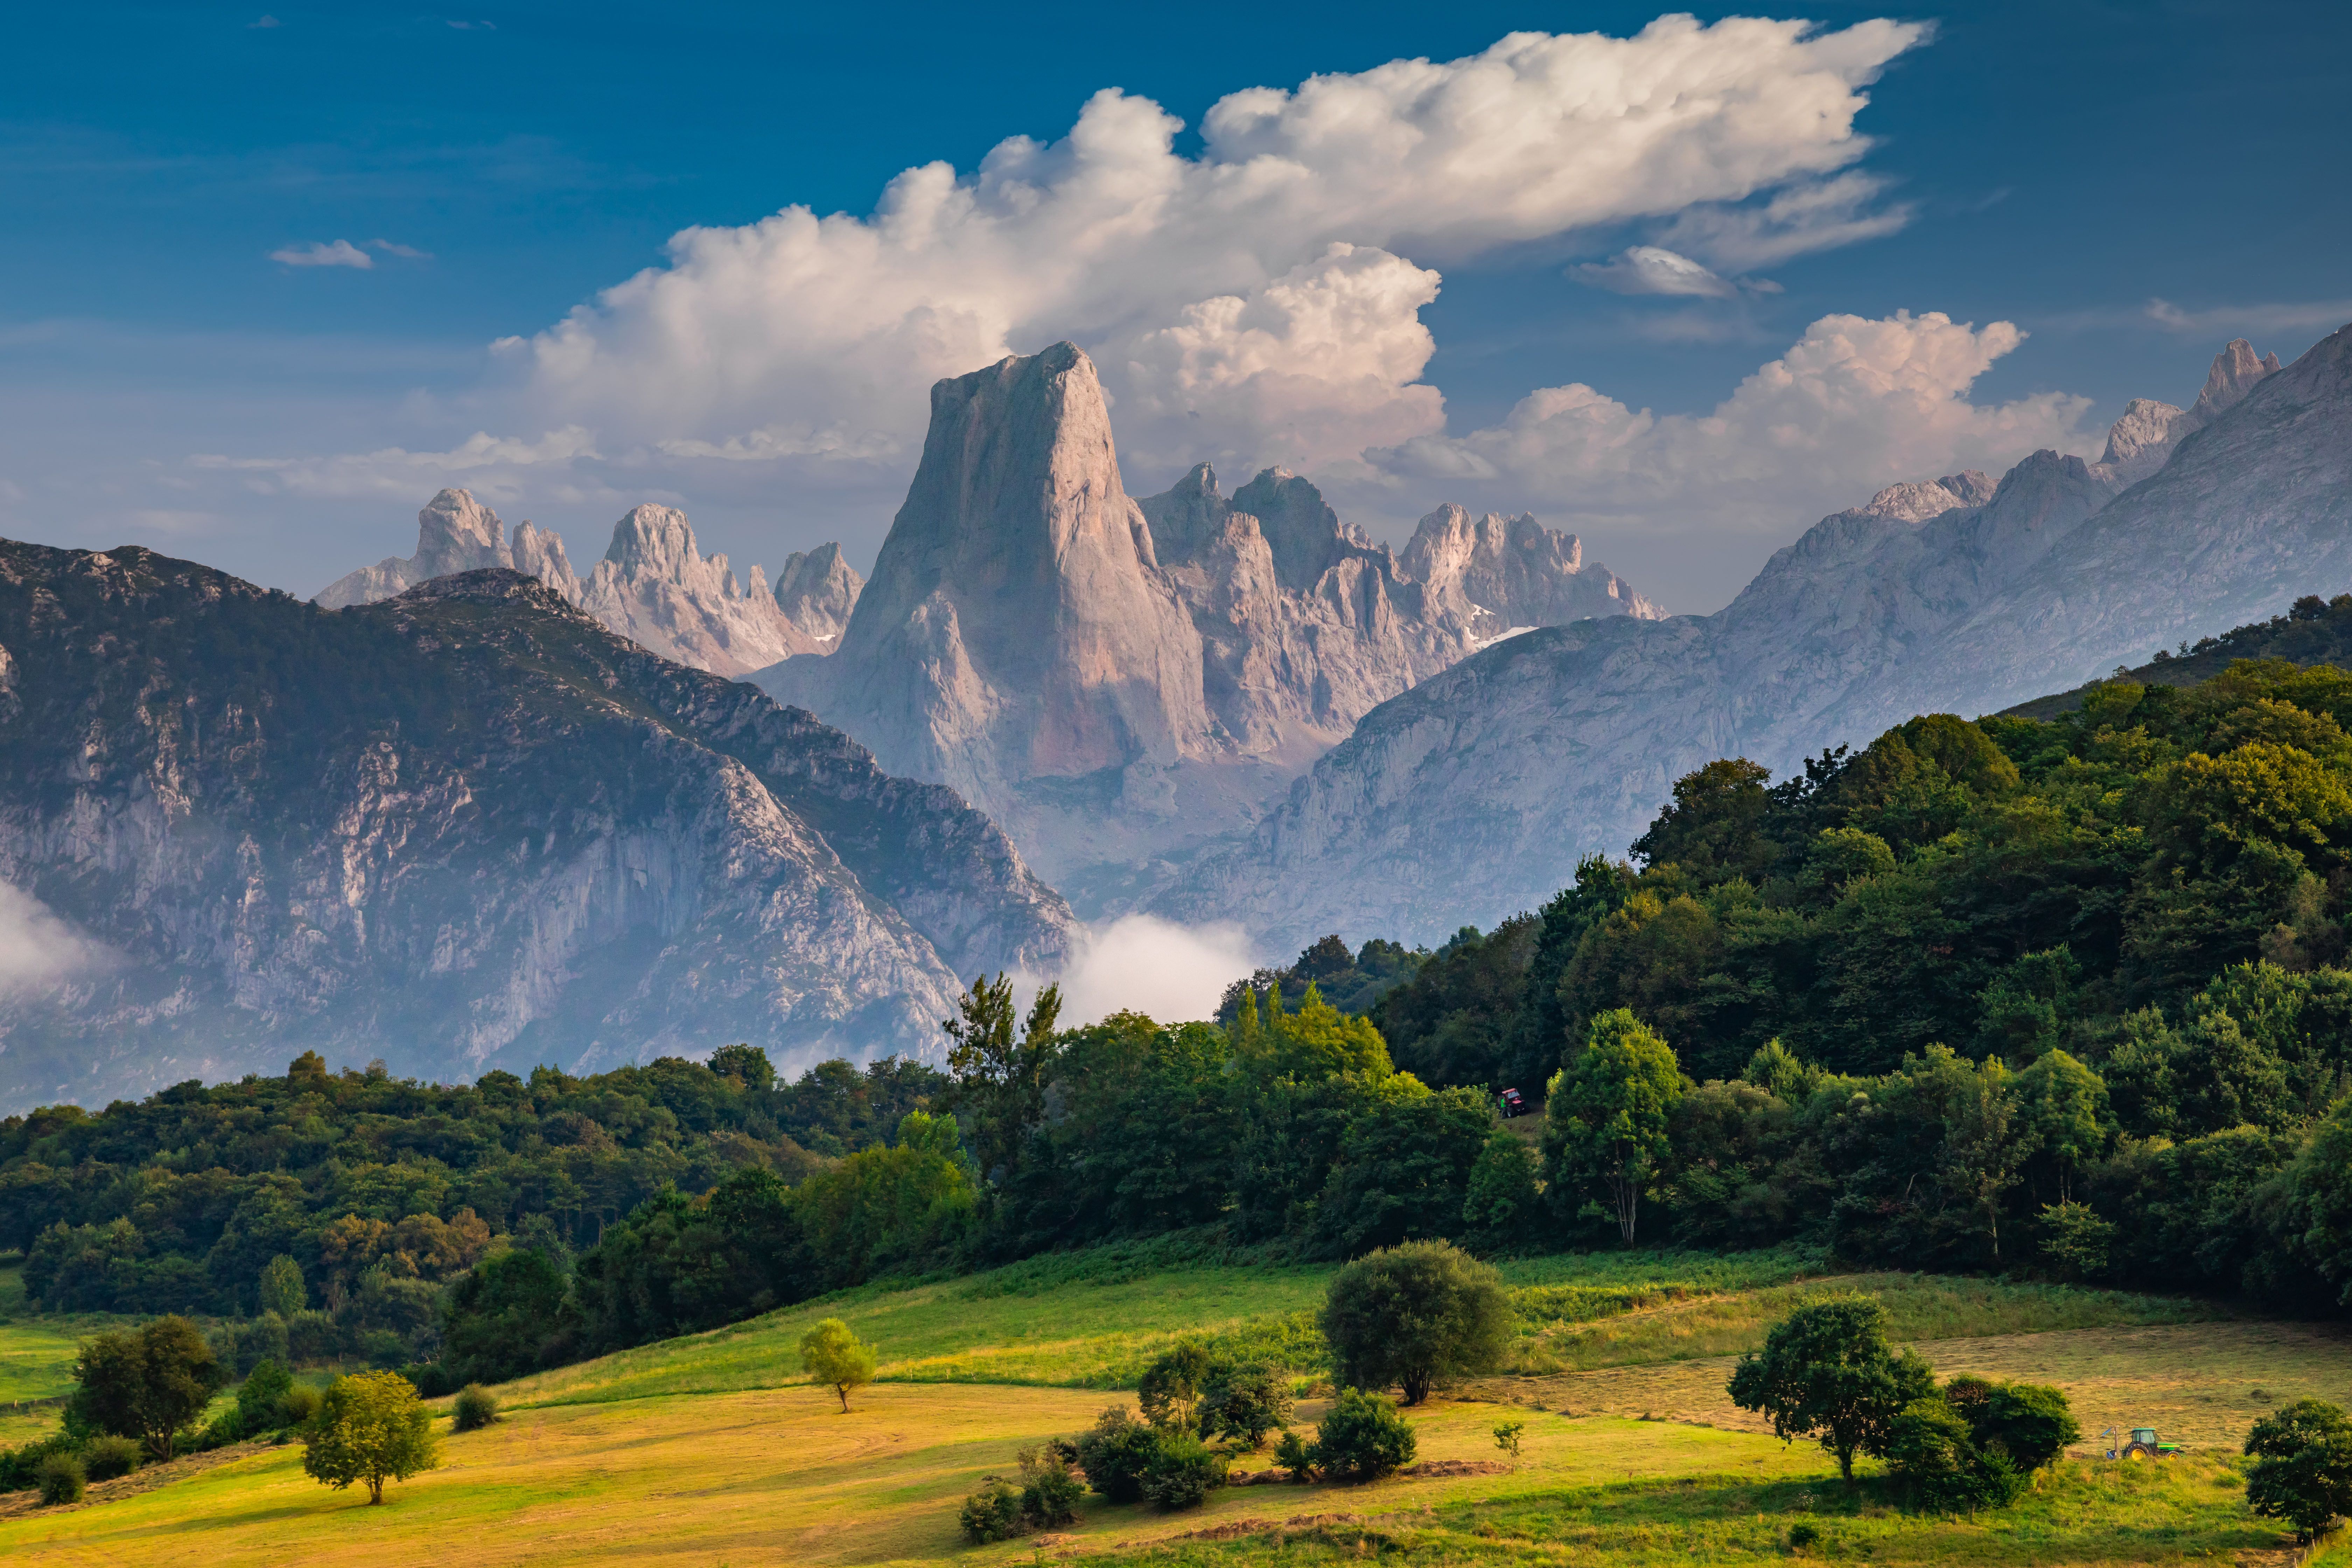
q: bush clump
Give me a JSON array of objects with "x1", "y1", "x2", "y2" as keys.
[
  {"x1": 1073, "y1": 1406, "x2": 1160, "y2": 1503},
  {"x1": 35, "y1": 1452, "x2": 86, "y2": 1506},
  {"x1": 1200, "y1": 1363, "x2": 1294, "y2": 1449},
  {"x1": 958, "y1": 1476, "x2": 1025, "y2": 1543},
  {"x1": 452, "y1": 1385, "x2": 500, "y2": 1432},
  {"x1": 2245, "y1": 1399, "x2": 2352, "y2": 1542},
  {"x1": 1306, "y1": 1387, "x2": 1418, "y2": 1483},
  {"x1": 280, "y1": 1383, "x2": 323, "y2": 1430},
  {"x1": 1140, "y1": 1430, "x2": 1228, "y2": 1510},
  {"x1": 81, "y1": 1435, "x2": 143, "y2": 1482}
]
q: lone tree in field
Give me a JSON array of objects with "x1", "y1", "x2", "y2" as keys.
[
  {"x1": 1728, "y1": 1295, "x2": 1935, "y2": 1484},
  {"x1": 799, "y1": 1317, "x2": 877, "y2": 1412},
  {"x1": 2245, "y1": 1400, "x2": 2352, "y2": 1542},
  {"x1": 69, "y1": 1315, "x2": 223, "y2": 1461},
  {"x1": 1320, "y1": 1239, "x2": 1511, "y2": 1406},
  {"x1": 301, "y1": 1371, "x2": 442, "y2": 1505},
  {"x1": 1543, "y1": 1008, "x2": 1687, "y2": 1244}
]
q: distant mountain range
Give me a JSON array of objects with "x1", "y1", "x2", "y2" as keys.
[
  {"x1": 752, "y1": 342, "x2": 1656, "y2": 906},
  {"x1": 0, "y1": 549, "x2": 1069, "y2": 1114},
  {"x1": 1153, "y1": 327, "x2": 2352, "y2": 951}
]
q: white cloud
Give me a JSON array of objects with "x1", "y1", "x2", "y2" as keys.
[
  {"x1": 1572, "y1": 245, "x2": 1740, "y2": 298},
  {"x1": 192, "y1": 426, "x2": 599, "y2": 499},
  {"x1": 248, "y1": 14, "x2": 280, "y2": 28},
  {"x1": 1374, "y1": 309, "x2": 2097, "y2": 540},
  {"x1": 367, "y1": 239, "x2": 429, "y2": 259},
  {"x1": 270, "y1": 239, "x2": 374, "y2": 270},
  {"x1": 1055, "y1": 915, "x2": 1258, "y2": 1028},
  {"x1": 0, "y1": 882, "x2": 112, "y2": 996},
  {"x1": 504, "y1": 16, "x2": 1926, "y2": 477}
]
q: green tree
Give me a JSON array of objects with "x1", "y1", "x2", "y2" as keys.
[
  {"x1": 1308, "y1": 1386, "x2": 1418, "y2": 1482},
  {"x1": 1138, "y1": 1341, "x2": 1211, "y2": 1431},
  {"x1": 798, "y1": 1317, "x2": 877, "y2": 1412},
  {"x1": 2014, "y1": 1049, "x2": 2111, "y2": 1204},
  {"x1": 1883, "y1": 1395, "x2": 2024, "y2": 1512},
  {"x1": 1460, "y1": 1129, "x2": 1540, "y2": 1247},
  {"x1": 706, "y1": 1042, "x2": 776, "y2": 1090},
  {"x1": 2245, "y1": 1400, "x2": 2352, "y2": 1542},
  {"x1": 1633, "y1": 757, "x2": 1778, "y2": 884},
  {"x1": 68, "y1": 1315, "x2": 223, "y2": 1460},
  {"x1": 943, "y1": 973, "x2": 1062, "y2": 1189},
  {"x1": 1311, "y1": 1077, "x2": 1493, "y2": 1256},
  {"x1": 1319, "y1": 1239, "x2": 1511, "y2": 1405},
  {"x1": 1543, "y1": 1008, "x2": 1688, "y2": 1244},
  {"x1": 1727, "y1": 1295, "x2": 1937, "y2": 1483},
  {"x1": 300, "y1": 1370, "x2": 441, "y2": 1505},
  {"x1": 233, "y1": 1358, "x2": 295, "y2": 1438},
  {"x1": 258, "y1": 1253, "x2": 306, "y2": 1317}
]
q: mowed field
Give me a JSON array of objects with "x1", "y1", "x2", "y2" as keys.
[{"x1": 0, "y1": 1244, "x2": 2340, "y2": 1566}]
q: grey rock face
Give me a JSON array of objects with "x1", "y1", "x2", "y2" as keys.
[
  {"x1": 0, "y1": 545, "x2": 1072, "y2": 1114},
  {"x1": 316, "y1": 490, "x2": 855, "y2": 677},
  {"x1": 1156, "y1": 332, "x2": 2339, "y2": 952},
  {"x1": 774, "y1": 543, "x2": 865, "y2": 648},
  {"x1": 1401, "y1": 504, "x2": 1661, "y2": 634},
  {"x1": 757, "y1": 345, "x2": 1658, "y2": 901}
]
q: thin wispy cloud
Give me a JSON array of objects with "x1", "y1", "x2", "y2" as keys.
[
  {"x1": 2145, "y1": 297, "x2": 2352, "y2": 336},
  {"x1": 367, "y1": 238, "x2": 430, "y2": 258},
  {"x1": 247, "y1": 14, "x2": 280, "y2": 27},
  {"x1": 270, "y1": 239, "x2": 373, "y2": 269},
  {"x1": 1572, "y1": 246, "x2": 1744, "y2": 299}
]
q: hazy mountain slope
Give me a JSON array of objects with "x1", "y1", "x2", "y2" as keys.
[
  {"x1": 0, "y1": 544, "x2": 1071, "y2": 1114},
  {"x1": 1155, "y1": 332, "x2": 2338, "y2": 951}
]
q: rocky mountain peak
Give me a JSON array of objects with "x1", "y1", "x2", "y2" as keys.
[
  {"x1": 2098, "y1": 399, "x2": 2187, "y2": 484},
  {"x1": 1229, "y1": 468, "x2": 1357, "y2": 591},
  {"x1": 318, "y1": 490, "x2": 854, "y2": 676},
  {"x1": 1401, "y1": 503, "x2": 1660, "y2": 630},
  {"x1": 773, "y1": 544, "x2": 864, "y2": 646},
  {"x1": 2189, "y1": 337, "x2": 2284, "y2": 427}
]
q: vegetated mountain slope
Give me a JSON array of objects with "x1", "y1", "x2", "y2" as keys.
[
  {"x1": 317, "y1": 488, "x2": 864, "y2": 677},
  {"x1": 2005, "y1": 590, "x2": 2352, "y2": 720},
  {"x1": 0, "y1": 545, "x2": 1072, "y2": 1114},
  {"x1": 1154, "y1": 331, "x2": 2341, "y2": 951},
  {"x1": 755, "y1": 342, "x2": 1655, "y2": 905}
]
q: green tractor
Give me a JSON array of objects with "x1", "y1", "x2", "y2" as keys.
[{"x1": 2101, "y1": 1426, "x2": 2185, "y2": 1460}]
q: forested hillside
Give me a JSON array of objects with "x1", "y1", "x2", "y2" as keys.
[{"x1": 9, "y1": 650, "x2": 2352, "y2": 1401}]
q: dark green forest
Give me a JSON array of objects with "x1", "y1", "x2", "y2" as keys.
[{"x1": 9, "y1": 638, "x2": 2352, "y2": 1397}]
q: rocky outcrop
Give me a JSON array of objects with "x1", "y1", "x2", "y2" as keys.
[
  {"x1": 2085, "y1": 337, "x2": 2282, "y2": 488},
  {"x1": 0, "y1": 544, "x2": 1073, "y2": 1113},
  {"x1": 1402, "y1": 505, "x2": 1660, "y2": 636},
  {"x1": 756, "y1": 344, "x2": 1656, "y2": 901},
  {"x1": 317, "y1": 490, "x2": 858, "y2": 677},
  {"x1": 1156, "y1": 333, "x2": 2337, "y2": 951}
]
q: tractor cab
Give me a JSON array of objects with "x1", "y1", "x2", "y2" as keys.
[{"x1": 1499, "y1": 1087, "x2": 1530, "y2": 1119}]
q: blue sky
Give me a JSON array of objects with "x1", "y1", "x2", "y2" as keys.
[{"x1": 2, "y1": 1, "x2": 2346, "y2": 612}]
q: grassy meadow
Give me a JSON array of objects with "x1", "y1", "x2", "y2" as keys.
[{"x1": 0, "y1": 1240, "x2": 2337, "y2": 1565}]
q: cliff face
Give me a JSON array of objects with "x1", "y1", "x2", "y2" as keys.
[
  {"x1": 1155, "y1": 332, "x2": 2337, "y2": 952},
  {"x1": 317, "y1": 492, "x2": 860, "y2": 677},
  {"x1": 756, "y1": 343, "x2": 1656, "y2": 901},
  {"x1": 0, "y1": 545, "x2": 1072, "y2": 1114}
]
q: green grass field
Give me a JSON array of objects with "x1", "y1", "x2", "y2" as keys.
[{"x1": 0, "y1": 1240, "x2": 2332, "y2": 1566}]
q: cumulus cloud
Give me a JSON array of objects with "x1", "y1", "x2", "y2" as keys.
[
  {"x1": 1572, "y1": 245, "x2": 1741, "y2": 299},
  {"x1": 1056, "y1": 915, "x2": 1257, "y2": 1029},
  {"x1": 1374, "y1": 309, "x2": 2097, "y2": 541},
  {"x1": 193, "y1": 426, "x2": 598, "y2": 499},
  {"x1": 0, "y1": 882, "x2": 112, "y2": 996},
  {"x1": 503, "y1": 16, "x2": 1926, "y2": 477},
  {"x1": 270, "y1": 239, "x2": 374, "y2": 270}
]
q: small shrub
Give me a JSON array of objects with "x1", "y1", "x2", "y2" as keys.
[
  {"x1": 1074, "y1": 1406, "x2": 1160, "y2": 1503},
  {"x1": 1788, "y1": 1519, "x2": 1822, "y2": 1552},
  {"x1": 1310, "y1": 1388, "x2": 1417, "y2": 1483},
  {"x1": 452, "y1": 1385, "x2": 500, "y2": 1433},
  {"x1": 1140, "y1": 1430, "x2": 1228, "y2": 1511},
  {"x1": 81, "y1": 1435, "x2": 143, "y2": 1482},
  {"x1": 1884, "y1": 1396, "x2": 2025, "y2": 1513},
  {"x1": 958, "y1": 1476, "x2": 1024, "y2": 1544},
  {"x1": 1018, "y1": 1444, "x2": 1084, "y2": 1527},
  {"x1": 1275, "y1": 1428, "x2": 1314, "y2": 1480},
  {"x1": 35, "y1": 1452, "x2": 86, "y2": 1506},
  {"x1": 1493, "y1": 1420, "x2": 1524, "y2": 1460}
]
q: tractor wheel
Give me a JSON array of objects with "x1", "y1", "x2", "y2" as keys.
[{"x1": 2123, "y1": 1442, "x2": 2154, "y2": 1460}]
